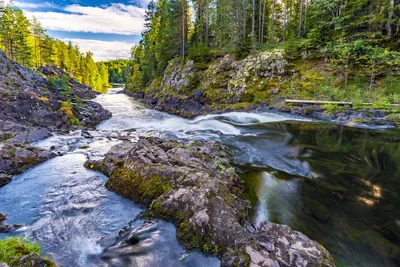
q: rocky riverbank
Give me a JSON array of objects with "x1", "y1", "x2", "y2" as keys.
[
  {"x1": 125, "y1": 50, "x2": 400, "y2": 127},
  {"x1": 1, "y1": 213, "x2": 58, "y2": 266},
  {"x1": 0, "y1": 50, "x2": 111, "y2": 178},
  {"x1": 87, "y1": 137, "x2": 335, "y2": 266}
]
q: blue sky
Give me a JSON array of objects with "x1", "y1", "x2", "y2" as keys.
[{"x1": 6, "y1": 0, "x2": 147, "y2": 61}]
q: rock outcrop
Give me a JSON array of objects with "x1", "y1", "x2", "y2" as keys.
[
  {"x1": 87, "y1": 137, "x2": 335, "y2": 266},
  {"x1": 126, "y1": 50, "x2": 288, "y2": 117},
  {"x1": 0, "y1": 49, "x2": 111, "y2": 176},
  {"x1": 0, "y1": 144, "x2": 56, "y2": 181},
  {"x1": 0, "y1": 50, "x2": 110, "y2": 133}
]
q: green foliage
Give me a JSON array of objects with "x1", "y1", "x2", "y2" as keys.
[
  {"x1": 101, "y1": 59, "x2": 131, "y2": 84},
  {"x1": 7, "y1": 148, "x2": 14, "y2": 156},
  {"x1": 0, "y1": 237, "x2": 55, "y2": 266},
  {"x1": 233, "y1": 41, "x2": 251, "y2": 60},
  {"x1": 186, "y1": 74, "x2": 201, "y2": 91},
  {"x1": 47, "y1": 77, "x2": 71, "y2": 97},
  {"x1": 188, "y1": 43, "x2": 212, "y2": 63},
  {"x1": 0, "y1": 4, "x2": 109, "y2": 92},
  {"x1": 126, "y1": 63, "x2": 143, "y2": 92}
]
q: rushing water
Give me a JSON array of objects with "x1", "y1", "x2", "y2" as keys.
[{"x1": 1, "y1": 88, "x2": 399, "y2": 267}]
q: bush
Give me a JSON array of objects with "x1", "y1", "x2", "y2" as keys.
[
  {"x1": 234, "y1": 41, "x2": 251, "y2": 60},
  {"x1": 187, "y1": 74, "x2": 201, "y2": 91},
  {"x1": 47, "y1": 76, "x2": 71, "y2": 97},
  {"x1": 188, "y1": 43, "x2": 213, "y2": 63}
]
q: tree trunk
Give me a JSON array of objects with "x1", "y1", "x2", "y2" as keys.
[
  {"x1": 182, "y1": 0, "x2": 185, "y2": 59},
  {"x1": 370, "y1": 60, "x2": 376, "y2": 92},
  {"x1": 303, "y1": 0, "x2": 308, "y2": 35},
  {"x1": 243, "y1": 0, "x2": 248, "y2": 42},
  {"x1": 298, "y1": 0, "x2": 303, "y2": 37},
  {"x1": 205, "y1": 1, "x2": 209, "y2": 46},
  {"x1": 251, "y1": 0, "x2": 256, "y2": 47},
  {"x1": 261, "y1": 0, "x2": 266, "y2": 44},
  {"x1": 387, "y1": 0, "x2": 394, "y2": 39},
  {"x1": 259, "y1": 0, "x2": 262, "y2": 43},
  {"x1": 271, "y1": 0, "x2": 275, "y2": 42},
  {"x1": 283, "y1": 0, "x2": 288, "y2": 41}
]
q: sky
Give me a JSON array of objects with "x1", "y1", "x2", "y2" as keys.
[{"x1": 5, "y1": 0, "x2": 147, "y2": 61}]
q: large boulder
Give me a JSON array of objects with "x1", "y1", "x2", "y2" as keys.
[
  {"x1": 0, "y1": 144, "x2": 56, "y2": 176},
  {"x1": 87, "y1": 137, "x2": 335, "y2": 267}
]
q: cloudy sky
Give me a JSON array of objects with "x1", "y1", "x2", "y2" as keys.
[{"x1": 7, "y1": 0, "x2": 147, "y2": 61}]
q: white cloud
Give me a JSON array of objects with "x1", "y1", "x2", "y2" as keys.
[
  {"x1": 14, "y1": 1, "x2": 58, "y2": 9},
  {"x1": 24, "y1": 3, "x2": 145, "y2": 35},
  {"x1": 66, "y1": 39, "x2": 134, "y2": 61}
]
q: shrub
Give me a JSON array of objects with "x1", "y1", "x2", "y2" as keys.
[
  {"x1": 234, "y1": 41, "x2": 251, "y2": 60},
  {"x1": 47, "y1": 76, "x2": 71, "y2": 97},
  {"x1": 188, "y1": 43, "x2": 213, "y2": 63}
]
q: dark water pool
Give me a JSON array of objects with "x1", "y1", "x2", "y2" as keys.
[{"x1": 238, "y1": 122, "x2": 400, "y2": 266}]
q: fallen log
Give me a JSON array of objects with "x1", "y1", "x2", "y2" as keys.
[{"x1": 285, "y1": 99, "x2": 400, "y2": 107}]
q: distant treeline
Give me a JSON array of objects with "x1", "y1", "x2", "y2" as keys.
[
  {"x1": 0, "y1": 2, "x2": 109, "y2": 91},
  {"x1": 101, "y1": 59, "x2": 132, "y2": 84}
]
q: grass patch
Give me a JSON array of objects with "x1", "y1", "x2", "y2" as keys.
[
  {"x1": 0, "y1": 237, "x2": 56, "y2": 266},
  {"x1": 59, "y1": 101, "x2": 74, "y2": 117},
  {"x1": 58, "y1": 101, "x2": 82, "y2": 126}
]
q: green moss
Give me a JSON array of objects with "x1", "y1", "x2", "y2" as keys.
[
  {"x1": 7, "y1": 149, "x2": 15, "y2": 157},
  {"x1": 58, "y1": 101, "x2": 82, "y2": 126},
  {"x1": 106, "y1": 167, "x2": 172, "y2": 202},
  {"x1": 1, "y1": 134, "x2": 14, "y2": 143},
  {"x1": 0, "y1": 237, "x2": 56, "y2": 267}
]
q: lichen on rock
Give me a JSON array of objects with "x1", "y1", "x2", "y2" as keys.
[{"x1": 87, "y1": 136, "x2": 335, "y2": 267}]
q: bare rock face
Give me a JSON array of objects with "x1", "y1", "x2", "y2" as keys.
[
  {"x1": 87, "y1": 137, "x2": 335, "y2": 267},
  {"x1": 161, "y1": 59, "x2": 194, "y2": 94}
]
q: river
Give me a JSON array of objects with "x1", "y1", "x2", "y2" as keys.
[{"x1": 0, "y1": 88, "x2": 399, "y2": 266}]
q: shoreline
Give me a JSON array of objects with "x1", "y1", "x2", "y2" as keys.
[{"x1": 124, "y1": 90, "x2": 400, "y2": 128}]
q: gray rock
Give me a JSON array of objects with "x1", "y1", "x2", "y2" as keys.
[
  {"x1": 88, "y1": 137, "x2": 335, "y2": 267},
  {"x1": 0, "y1": 144, "x2": 56, "y2": 176},
  {"x1": 17, "y1": 253, "x2": 55, "y2": 267},
  {"x1": 0, "y1": 173, "x2": 12, "y2": 187},
  {"x1": 0, "y1": 212, "x2": 6, "y2": 222},
  {"x1": 0, "y1": 50, "x2": 111, "y2": 136}
]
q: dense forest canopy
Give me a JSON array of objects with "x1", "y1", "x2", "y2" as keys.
[
  {"x1": 101, "y1": 59, "x2": 132, "y2": 84},
  {"x1": 0, "y1": 1, "x2": 109, "y2": 91},
  {"x1": 127, "y1": 0, "x2": 400, "y2": 103}
]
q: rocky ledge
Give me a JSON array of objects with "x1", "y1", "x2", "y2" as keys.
[
  {"x1": 0, "y1": 144, "x2": 56, "y2": 187},
  {"x1": 87, "y1": 137, "x2": 335, "y2": 266}
]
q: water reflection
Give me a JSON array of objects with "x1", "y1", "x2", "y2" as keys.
[{"x1": 241, "y1": 122, "x2": 400, "y2": 267}]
